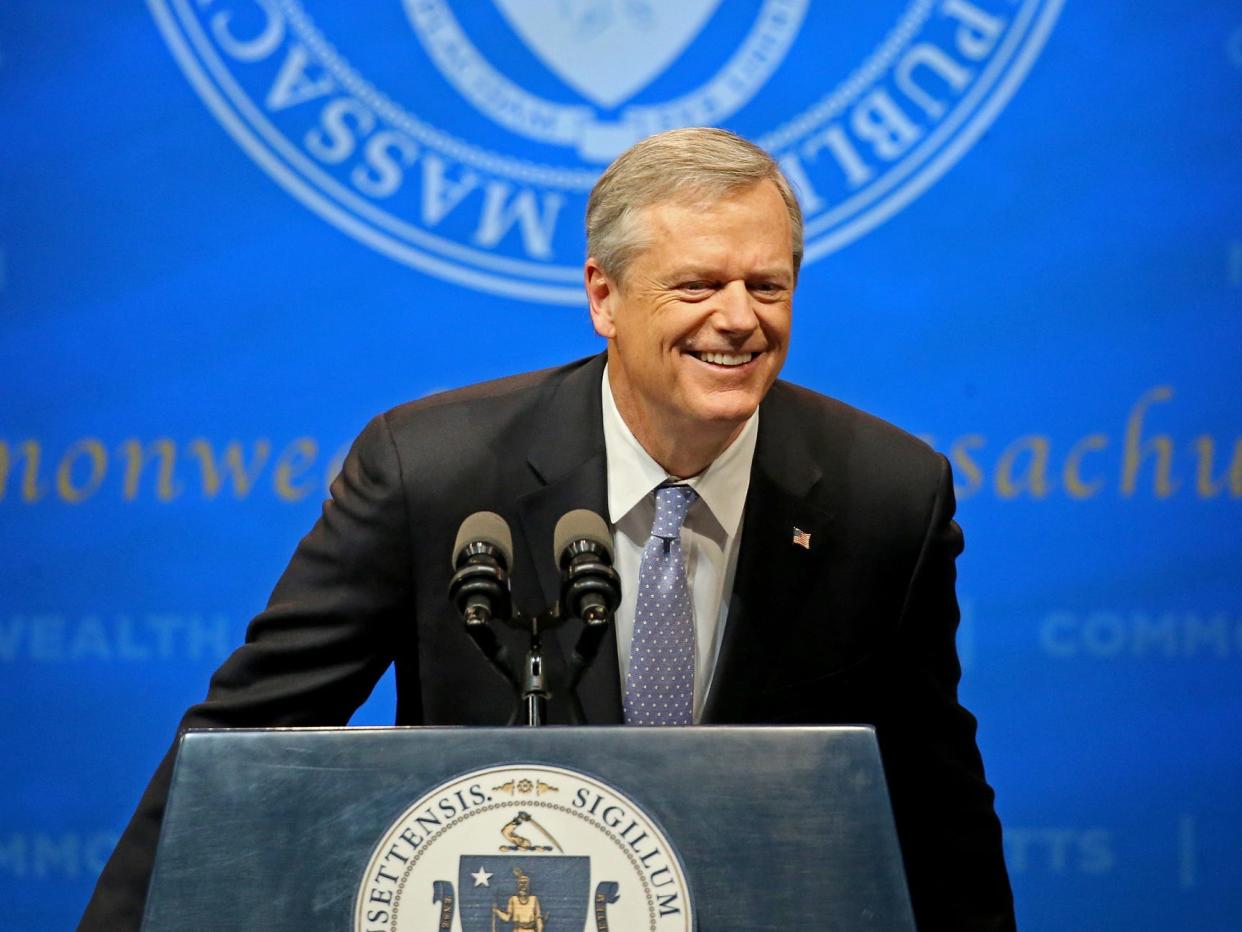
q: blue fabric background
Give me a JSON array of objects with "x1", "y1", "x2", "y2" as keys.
[{"x1": 1, "y1": 3, "x2": 1238, "y2": 928}]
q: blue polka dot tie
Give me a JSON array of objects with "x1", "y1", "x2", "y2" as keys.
[{"x1": 624, "y1": 483, "x2": 698, "y2": 725}]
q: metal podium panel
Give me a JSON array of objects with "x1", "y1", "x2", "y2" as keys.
[{"x1": 142, "y1": 726, "x2": 914, "y2": 931}]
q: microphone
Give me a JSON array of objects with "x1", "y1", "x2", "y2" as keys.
[
  {"x1": 554, "y1": 509, "x2": 622, "y2": 720},
  {"x1": 448, "y1": 511, "x2": 513, "y2": 626},
  {"x1": 449, "y1": 512, "x2": 521, "y2": 713},
  {"x1": 553, "y1": 509, "x2": 622, "y2": 624}
]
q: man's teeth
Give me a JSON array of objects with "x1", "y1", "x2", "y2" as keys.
[{"x1": 696, "y1": 351, "x2": 754, "y2": 366}]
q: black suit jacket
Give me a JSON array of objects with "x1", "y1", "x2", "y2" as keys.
[{"x1": 81, "y1": 354, "x2": 1015, "y2": 930}]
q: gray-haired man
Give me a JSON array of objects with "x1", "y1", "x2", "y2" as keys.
[{"x1": 83, "y1": 127, "x2": 1014, "y2": 931}]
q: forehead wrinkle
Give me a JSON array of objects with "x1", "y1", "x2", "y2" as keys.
[{"x1": 623, "y1": 184, "x2": 794, "y2": 289}]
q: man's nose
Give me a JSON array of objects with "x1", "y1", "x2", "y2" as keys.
[{"x1": 712, "y1": 280, "x2": 760, "y2": 334}]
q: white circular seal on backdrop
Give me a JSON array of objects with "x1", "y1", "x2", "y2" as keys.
[
  {"x1": 354, "y1": 764, "x2": 693, "y2": 932},
  {"x1": 149, "y1": 0, "x2": 1064, "y2": 303}
]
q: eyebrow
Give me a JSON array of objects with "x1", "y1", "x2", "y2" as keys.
[
  {"x1": 748, "y1": 268, "x2": 794, "y2": 284},
  {"x1": 664, "y1": 266, "x2": 793, "y2": 283}
]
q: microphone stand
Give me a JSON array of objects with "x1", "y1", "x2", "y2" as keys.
[
  {"x1": 516, "y1": 612, "x2": 552, "y2": 727},
  {"x1": 459, "y1": 605, "x2": 560, "y2": 727},
  {"x1": 467, "y1": 607, "x2": 605, "y2": 727},
  {"x1": 451, "y1": 529, "x2": 619, "y2": 726}
]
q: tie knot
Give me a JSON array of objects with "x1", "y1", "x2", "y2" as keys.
[{"x1": 651, "y1": 484, "x2": 697, "y2": 539}]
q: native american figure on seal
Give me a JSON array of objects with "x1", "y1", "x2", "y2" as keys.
[{"x1": 491, "y1": 867, "x2": 545, "y2": 932}]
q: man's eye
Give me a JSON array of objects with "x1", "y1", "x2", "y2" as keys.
[{"x1": 680, "y1": 281, "x2": 712, "y2": 291}]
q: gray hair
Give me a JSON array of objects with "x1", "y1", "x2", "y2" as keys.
[{"x1": 585, "y1": 127, "x2": 804, "y2": 285}]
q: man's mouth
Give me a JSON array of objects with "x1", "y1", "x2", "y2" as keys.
[{"x1": 687, "y1": 350, "x2": 757, "y2": 367}]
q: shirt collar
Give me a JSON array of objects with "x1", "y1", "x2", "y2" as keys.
[{"x1": 601, "y1": 364, "x2": 757, "y2": 536}]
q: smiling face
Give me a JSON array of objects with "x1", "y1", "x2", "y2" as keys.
[{"x1": 586, "y1": 179, "x2": 795, "y2": 474}]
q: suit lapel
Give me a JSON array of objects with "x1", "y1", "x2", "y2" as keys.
[
  {"x1": 514, "y1": 355, "x2": 624, "y2": 724},
  {"x1": 703, "y1": 388, "x2": 839, "y2": 722}
]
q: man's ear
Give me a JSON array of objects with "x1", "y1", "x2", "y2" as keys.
[{"x1": 584, "y1": 258, "x2": 618, "y2": 339}]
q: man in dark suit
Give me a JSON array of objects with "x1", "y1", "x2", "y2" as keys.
[{"x1": 81, "y1": 128, "x2": 1014, "y2": 930}]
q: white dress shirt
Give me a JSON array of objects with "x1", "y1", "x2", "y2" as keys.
[{"x1": 601, "y1": 366, "x2": 758, "y2": 720}]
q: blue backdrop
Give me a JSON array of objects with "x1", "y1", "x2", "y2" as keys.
[{"x1": 2, "y1": 3, "x2": 1239, "y2": 929}]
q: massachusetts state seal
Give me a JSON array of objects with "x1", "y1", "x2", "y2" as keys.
[
  {"x1": 354, "y1": 764, "x2": 693, "y2": 932},
  {"x1": 150, "y1": 0, "x2": 1063, "y2": 302}
]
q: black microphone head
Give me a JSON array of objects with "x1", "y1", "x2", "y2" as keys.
[
  {"x1": 452, "y1": 511, "x2": 513, "y2": 569},
  {"x1": 553, "y1": 509, "x2": 613, "y2": 565}
]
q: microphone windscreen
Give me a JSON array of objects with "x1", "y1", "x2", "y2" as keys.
[
  {"x1": 553, "y1": 509, "x2": 613, "y2": 563},
  {"x1": 452, "y1": 511, "x2": 514, "y2": 568}
]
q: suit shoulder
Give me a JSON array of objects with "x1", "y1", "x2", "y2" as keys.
[
  {"x1": 385, "y1": 360, "x2": 572, "y2": 421},
  {"x1": 375, "y1": 355, "x2": 597, "y2": 440},
  {"x1": 352, "y1": 355, "x2": 601, "y2": 503},
  {"x1": 763, "y1": 380, "x2": 953, "y2": 546},
  {"x1": 766, "y1": 379, "x2": 941, "y2": 474}
]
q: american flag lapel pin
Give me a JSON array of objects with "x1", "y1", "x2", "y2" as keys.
[{"x1": 791, "y1": 527, "x2": 812, "y2": 549}]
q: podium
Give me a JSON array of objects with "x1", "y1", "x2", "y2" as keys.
[{"x1": 141, "y1": 725, "x2": 915, "y2": 931}]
